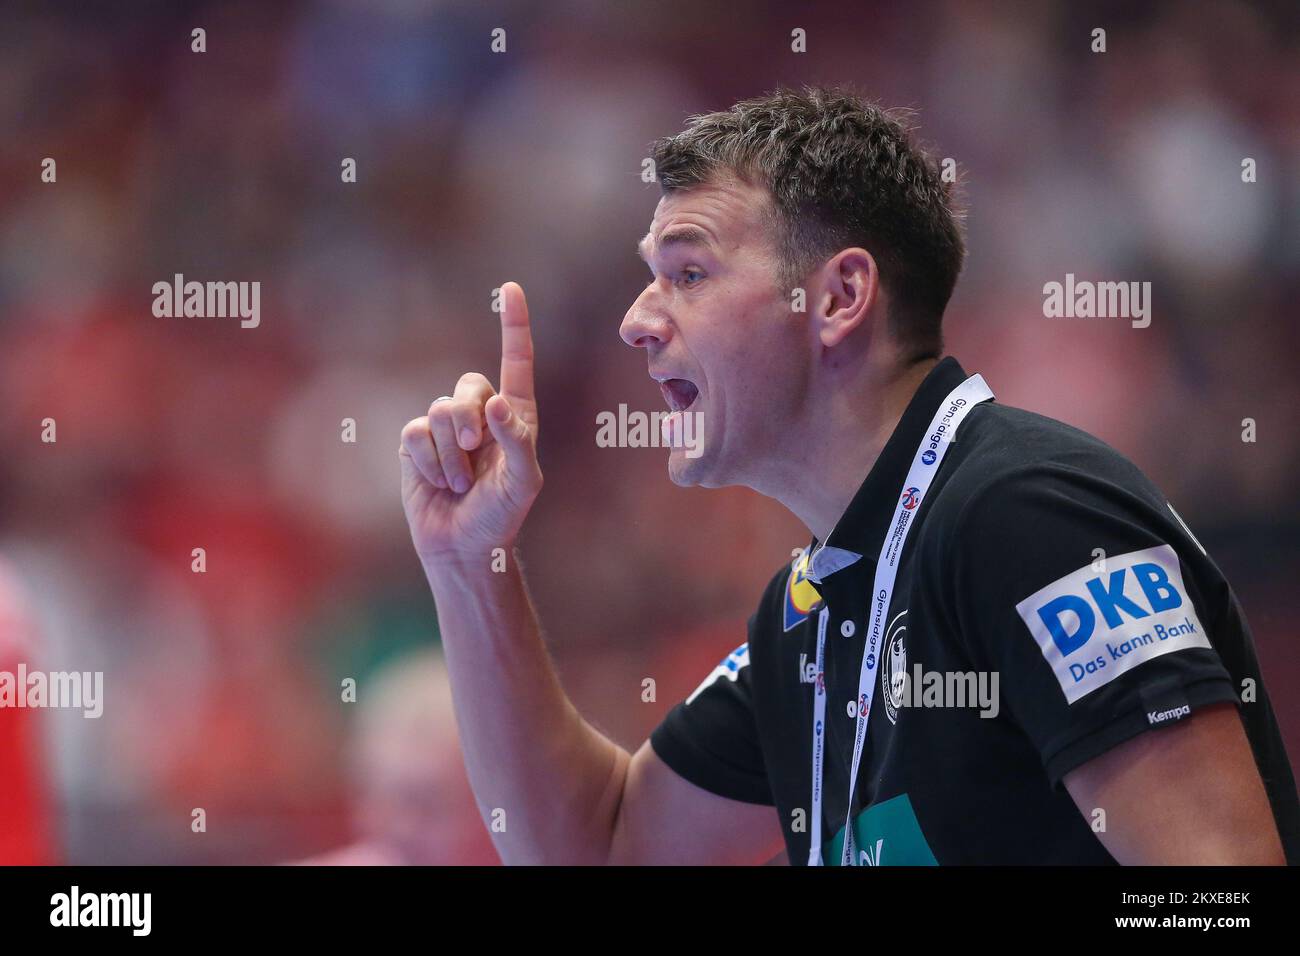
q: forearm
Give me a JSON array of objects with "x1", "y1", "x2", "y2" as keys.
[{"x1": 424, "y1": 550, "x2": 631, "y2": 864}]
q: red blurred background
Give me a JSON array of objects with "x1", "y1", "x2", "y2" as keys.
[{"x1": 0, "y1": 0, "x2": 1296, "y2": 863}]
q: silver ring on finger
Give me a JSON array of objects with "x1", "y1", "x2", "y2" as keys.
[{"x1": 432, "y1": 396, "x2": 454, "y2": 404}]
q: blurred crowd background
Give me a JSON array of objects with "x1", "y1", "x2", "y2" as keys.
[{"x1": 0, "y1": 0, "x2": 1296, "y2": 864}]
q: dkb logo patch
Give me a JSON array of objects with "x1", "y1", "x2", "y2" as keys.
[{"x1": 1014, "y1": 545, "x2": 1208, "y2": 703}]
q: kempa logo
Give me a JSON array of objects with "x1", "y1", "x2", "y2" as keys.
[
  {"x1": 152, "y1": 273, "x2": 261, "y2": 328},
  {"x1": 1042, "y1": 273, "x2": 1151, "y2": 328},
  {"x1": 595, "y1": 404, "x2": 703, "y2": 459},
  {"x1": 798, "y1": 652, "x2": 816, "y2": 684},
  {"x1": 0, "y1": 665, "x2": 102, "y2": 718},
  {"x1": 1148, "y1": 703, "x2": 1191, "y2": 725},
  {"x1": 50, "y1": 886, "x2": 151, "y2": 936}
]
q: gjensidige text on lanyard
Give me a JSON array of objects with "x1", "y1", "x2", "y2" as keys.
[{"x1": 807, "y1": 373, "x2": 994, "y2": 866}]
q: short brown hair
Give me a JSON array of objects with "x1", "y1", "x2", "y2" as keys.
[{"x1": 651, "y1": 86, "x2": 964, "y2": 357}]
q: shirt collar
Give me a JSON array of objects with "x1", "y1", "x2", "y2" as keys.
[{"x1": 804, "y1": 356, "x2": 972, "y2": 590}]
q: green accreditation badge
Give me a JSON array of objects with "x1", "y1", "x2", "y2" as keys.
[{"x1": 822, "y1": 794, "x2": 938, "y2": 866}]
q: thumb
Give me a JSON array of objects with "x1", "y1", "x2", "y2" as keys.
[{"x1": 484, "y1": 394, "x2": 537, "y2": 480}]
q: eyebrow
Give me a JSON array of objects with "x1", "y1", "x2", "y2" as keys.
[{"x1": 636, "y1": 226, "x2": 715, "y2": 262}]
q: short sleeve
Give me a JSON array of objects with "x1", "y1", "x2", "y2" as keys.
[
  {"x1": 949, "y1": 465, "x2": 1239, "y2": 788},
  {"x1": 649, "y1": 628, "x2": 774, "y2": 806}
]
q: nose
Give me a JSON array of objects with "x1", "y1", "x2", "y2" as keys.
[{"x1": 620, "y1": 286, "x2": 671, "y2": 349}]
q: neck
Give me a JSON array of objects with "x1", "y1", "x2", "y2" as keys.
[{"x1": 766, "y1": 354, "x2": 939, "y2": 542}]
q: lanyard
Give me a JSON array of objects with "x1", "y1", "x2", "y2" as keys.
[{"x1": 806, "y1": 374, "x2": 994, "y2": 866}]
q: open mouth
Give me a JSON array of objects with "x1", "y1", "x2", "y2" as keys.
[{"x1": 659, "y1": 378, "x2": 699, "y2": 412}]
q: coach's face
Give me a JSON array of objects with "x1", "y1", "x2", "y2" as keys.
[{"x1": 622, "y1": 177, "x2": 809, "y2": 489}]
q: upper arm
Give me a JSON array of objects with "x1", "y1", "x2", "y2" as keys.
[
  {"x1": 949, "y1": 464, "x2": 1287, "y2": 858},
  {"x1": 606, "y1": 632, "x2": 785, "y2": 865},
  {"x1": 1063, "y1": 702, "x2": 1285, "y2": 864},
  {"x1": 951, "y1": 469, "x2": 1238, "y2": 780},
  {"x1": 607, "y1": 740, "x2": 785, "y2": 865}
]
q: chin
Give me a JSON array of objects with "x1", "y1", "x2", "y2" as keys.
[
  {"x1": 667, "y1": 448, "x2": 705, "y2": 487},
  {"x1": 667, "y1": 446, "x2": 727, "y2": 488}
]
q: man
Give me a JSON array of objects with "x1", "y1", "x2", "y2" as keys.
[
  {"x1": 399, "y1": 87, "x2": 1298, "y2": 865},
  {"x1": 294, "y1": 648, "x2": 496, "y2": 866}
]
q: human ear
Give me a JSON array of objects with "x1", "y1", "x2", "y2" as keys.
[{"x1": 816, "y1": 248, "x2": 878, "y2": 349}]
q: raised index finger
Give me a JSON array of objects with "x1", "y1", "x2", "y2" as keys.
[{"x1": 498, "y1": 281, "x2": 536, "y2": 414}]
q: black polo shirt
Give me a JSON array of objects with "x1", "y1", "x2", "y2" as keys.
[{"x1": 650, "y1": 356, "x2": 1300, "y2": 865}]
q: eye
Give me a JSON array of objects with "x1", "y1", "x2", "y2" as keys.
[{"x1": 681, "y1": 268, "x2": 705, "y2": 286}]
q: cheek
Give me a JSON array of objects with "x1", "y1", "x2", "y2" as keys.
[
  {"x1": 703, "y1": 326, "x2": 803, "y2": 451},
  {"x1": 692, "y1": 280, "x2": 805, "y2": 412},
  {"x1": 720, "y1": 306, "x2": 805, "y2": 397}
]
